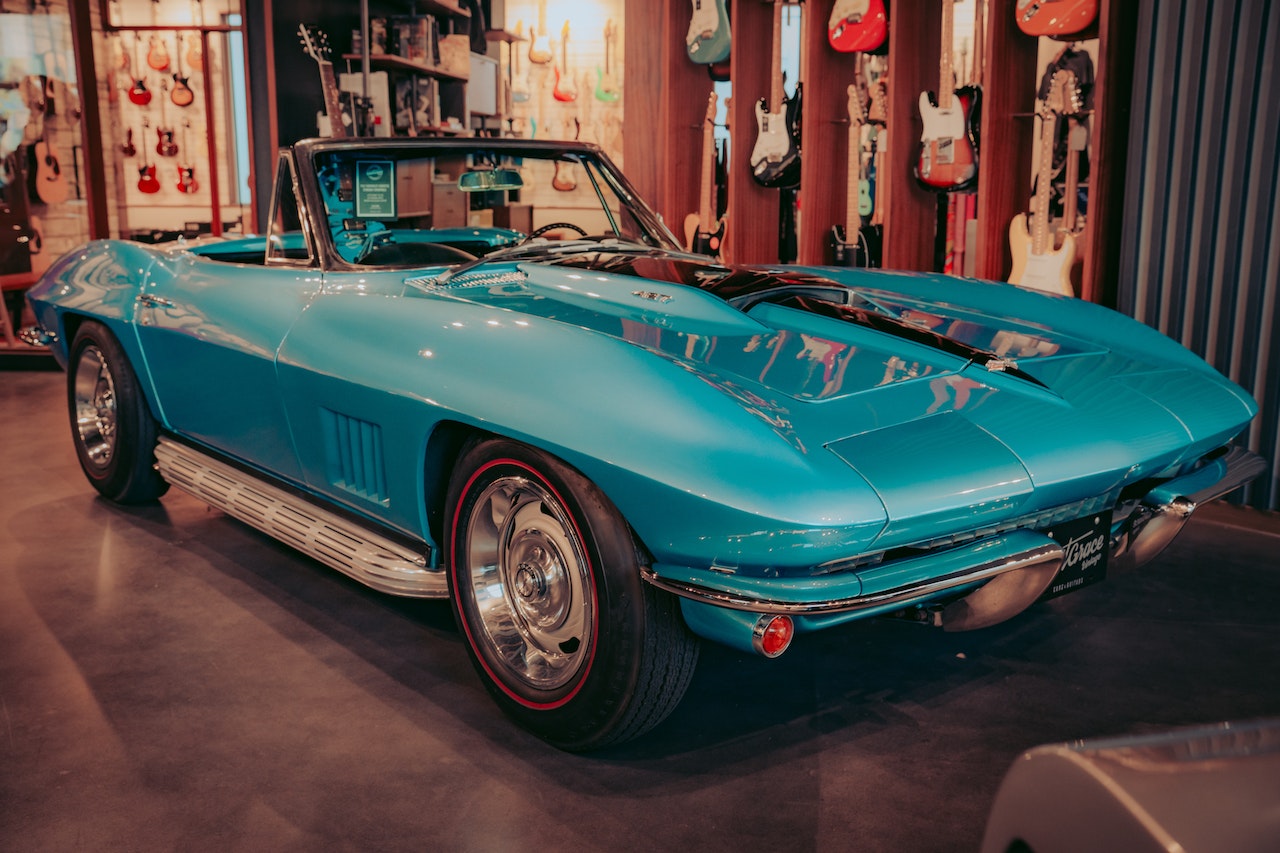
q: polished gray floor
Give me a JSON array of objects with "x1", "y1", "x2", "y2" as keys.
[{"x1": 3, "y1": 364, "x2": 1279, "y2": 852}]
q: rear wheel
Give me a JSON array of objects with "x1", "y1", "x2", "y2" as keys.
[
  {"x1": 67, "y1": 321, "x2": 168, "y2": 504},
  {"x1": 445, "y1": 437, "x2": 698, "y2": 750}
]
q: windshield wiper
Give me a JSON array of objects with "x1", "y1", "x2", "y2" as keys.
[{"x1": 414, "y1": 238, "x2": 651, "y2": 289}]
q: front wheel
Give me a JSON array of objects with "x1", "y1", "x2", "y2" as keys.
[
  {"x1": 67, "y1": 321, "x2": 168, "y2": 504},
  {"x1": 445, "y1": 437, "x2": 698, "y2": 750}
]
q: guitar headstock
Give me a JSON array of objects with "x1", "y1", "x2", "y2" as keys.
[
  {"x1": 704, "y1": 91, "x2": 718, "y2": 125},
  {"x1": 846, "y1": 84, "x2": 866, "y2": 126},
  {"x1": 1049, "y1": 69, "x2": 1082, "y2": 116},
  {"x1": 298, "y1": 24, "x2": 332, "y2": 65}
]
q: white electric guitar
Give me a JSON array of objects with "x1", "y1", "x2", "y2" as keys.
[
  {"x1": 1008, "y1": 70, "x2": 1080, "y2": 295},
  {"x1": 749, "y1": 0, "x2": 801, "y2": 188}
]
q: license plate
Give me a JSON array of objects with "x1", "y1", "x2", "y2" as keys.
[{"x1": 1040, "y1": 511, "x2": 1112, "y2": 600}]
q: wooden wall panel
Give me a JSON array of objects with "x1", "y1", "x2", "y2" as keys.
[{"x1": 726, "y1": 0, "x2": 780, "y2": 264}]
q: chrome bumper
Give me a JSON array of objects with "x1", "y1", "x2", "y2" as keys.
[{"x1": 645, "y1": 445, "x2": 1265, "y2": 624}]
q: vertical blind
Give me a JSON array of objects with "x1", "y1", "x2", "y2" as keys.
[{"x1": 1119, "y1": 0, "x2": 1279, "y2": 510}]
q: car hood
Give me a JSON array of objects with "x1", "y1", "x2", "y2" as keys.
[{"x1": 424, "y1": 251, "x2": 1256, "y2": 547}]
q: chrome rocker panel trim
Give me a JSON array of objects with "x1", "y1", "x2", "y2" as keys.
[{"x1": 154, "y1": 437, "x2": 446, "y2": 598}]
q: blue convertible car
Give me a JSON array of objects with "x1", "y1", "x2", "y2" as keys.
[{"x1": 24, "y1": 138, "x2": 1264, "y2": 749}]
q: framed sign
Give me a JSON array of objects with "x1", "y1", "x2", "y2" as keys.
[{"x1": 354, "y1": 160, "x2": 396, "y2": 219}]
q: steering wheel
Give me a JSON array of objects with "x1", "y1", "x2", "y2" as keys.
[{"x1": 523, "y1": 222, "x2": 588, "y2": 243}]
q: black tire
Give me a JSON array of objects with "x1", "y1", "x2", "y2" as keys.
[
  {"x1": 67, "y1": 321, "x2": 169, "y2": 504},
  {"x1": 445, "y1": 437, "x2": 699, "y2": 751}
]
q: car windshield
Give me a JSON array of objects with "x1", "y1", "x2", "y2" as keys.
[{"x1": 306, "y1": 141, "x2": 680, "y2": 269}]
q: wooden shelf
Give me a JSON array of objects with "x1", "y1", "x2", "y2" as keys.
[
  {"x1": 485, "y1": 29, "x2": 525, "y2": 43},
  {"x1": 341, "y1": 53, "x2": 468, "y2": 82},
  {"x1": 417, "y1": 0, "x2": 469, "y2": 17}
]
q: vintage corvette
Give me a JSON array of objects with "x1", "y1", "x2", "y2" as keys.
[{"x1": 24, "y1": 138, "x2": 1264, "y2": 750}]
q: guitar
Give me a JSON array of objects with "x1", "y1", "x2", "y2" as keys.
[
  {"x1": 185, "y1": 32, "x2": 203, "y2": 70},
  {"x1": 171, "y1": 34, "x2": 195, "y2": 107},
  {"x1": 553, "y1": 21, "x2": 578, "y2": 102},
  {"x1": 830, "y1": 85, "x2": 876, "y2": 267},
  {"x1": 147, "y1": 35, "x2": 171, "y2": 71},
  {"x1": 1015, "y1": 0, "x2": 1099, "y2": 38},
  {"x1": 827, "y1": 0, "x2": 888, "y2": 54},
  {"x1": 1061, "y1": 116, "x2": 1088, "y2": 234},
  {"x1": 595, "y1": 19, "x2": 621, "y2": 102},
  {"x1": 156, "y1": 83, "x2": 179, "y2": 156},
  {"x1": 510, "y1": 21, "x2": 530, "y2": 103},
  {"x1": 686, "y1": 0, "x2": 731, "y2": 65},
  {"x1": 30, "y1": 123, "x2": 69, "y2": 205},
  {"x1": 129, "y1": 33, "x2": 152, "y2": 106},
  {"x1": 137, "y1": 119, "x2": 161, "y2": 193},
  {"x1": 1008, "y1": 70, "x2": 1079, "y2": 295},
  {"x1": 750, "y1": 0, "x2": 802, "y2": 189},
  {"x1": 121, "y1": 128, "x2": 136, "y2": 157},
  {"x1": 552, "y1": 118, "x2": 580, "y2": 192},
  {"x1": 176, "y1": 122, "x2": 199, "y2": 193},
  {"x1": 528, "y1": 0, "x2": 553, "y2": 65},
  {"x1": 684, "y1": 92, "x2": 727, "y2": 257},
  {"x1": 916, "y1": 0, "x2": 981, "y2": 192},
  {"x1": 298, "y1": 25, "x2": 350, "y2": 138}
]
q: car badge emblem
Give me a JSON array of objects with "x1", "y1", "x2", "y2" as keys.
[
  {"x1": 632, "y1": 290, "x2": 673, "y2": 303},
  {"x1": 985, "y1": 357, "x2": 1019, "y2": 372}
]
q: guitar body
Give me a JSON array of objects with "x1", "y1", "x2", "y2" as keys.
[
  {"x1": 750, "y1": 85, "x2": 802, "y2": 189},
  {"x1": 512, "y1": 73, "x2": 531, "y2": 103},
  {"x1": 147, "y1": 36, "x2": 170, "y2": 71},
  {"x1": 31, "y1": 139, "x2": 69, "y2": 204},
  {"x1": 156, "y1": 128, "x2": 178, "y2": 157},
  {"x1": 686, "y1": 0, "x2": 731, "y2": 65},
  {"x1": 129, "y1": 79, "x2": 152, "y2": 106},
  {"x1": 552, "y1": 161, "x2": 577, "y2": 192},
  {"x1": 176, "y1": 164, "x2": 199, "y2": 194},
  {"x1": 137, "y1": 164, "x2": 160, "y2": 194},
  {"x1": 121, "y1": 129, "x2": 136, "y2": 157},
  {"x1": 553, "y1": 68, "x2": 577, "y2": 102},
  {"x1": 594, "y1": 68, "x2": 620, "y2": 102},
  {"x1": 171, "y1": 75, "x2": 194, "y2": 107},
  {"x1": 684, "y1": 213, "x2": 727, "y2": 257},
  {"x1": 528, "y1": 30, "x2": 553, "y2": 65},
  {"x1": 1007, "y1": 214, "x2": 1075, "y2": 295},
  {"x1": 828, "y1": 0, "x2": 888, "y2": 53},
  {"x1": 915, "y1": 85, "x2": 981, "y2": 192},
  {"x1": 1015, "y1": 0, "x2": 1099, "y2": 38},
  {"x1": 829, "y1": 224, "x2": 881, "y2": 268}
]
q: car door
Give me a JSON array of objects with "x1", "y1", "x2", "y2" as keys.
[{"x1": 134, "y1": 155, "x2": 320, "y2": 482}]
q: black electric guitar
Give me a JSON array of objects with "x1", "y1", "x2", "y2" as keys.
[
  {"x1": 830, "y1": 84, "x2": 879, "y2": 267},
  {"x1": 298, "y1": 24, "x2": 350, "y2": 138},
  {"x1": 684, "y1": 92, "x2": 727, "y2": 257},
  {"x1": 750, "y1": 0, "x2": 801, "y2": 189}
]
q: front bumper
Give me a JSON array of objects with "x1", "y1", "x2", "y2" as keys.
[{"x1": 644, "y1": 445, "x2": 1265, "y2": 647}]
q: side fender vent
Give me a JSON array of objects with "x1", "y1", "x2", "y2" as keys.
[{"x1": 321, "y1": 409, "x2": 389, "y2": 506}]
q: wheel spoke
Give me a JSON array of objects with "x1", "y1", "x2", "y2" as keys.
[{"x1": 73, "y1": 345, "x2": 118, "y2": 466}]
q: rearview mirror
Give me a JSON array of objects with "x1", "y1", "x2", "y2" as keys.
[{"x1": 459, "y1": 169, "x2": 524, "y2": 192}]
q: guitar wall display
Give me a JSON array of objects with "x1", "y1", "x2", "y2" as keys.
[
  {"x1": 916, "y1": 0, "x2": 981, "y2": 192},
  {"x1": 1007, "y1": 70, "x2": 1080, "y2": 295},
  {"x1": 749, "y1": 0, "x2": 801, "y2": 189},
  {"x1": 686, "y1": 0, "x2": 731, "y2": 65}
]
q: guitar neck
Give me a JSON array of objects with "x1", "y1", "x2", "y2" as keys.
[
  {"x1": 845, "y1": 110, "x2": 861, "y2": 236},
  {"x1": 938, "y1": 0, "x2": 956, "y2": 109},
  {"x1": 699, "y1": 106, "x2": 716, "y2": 227},
  {"x1": 1032, "y1": 108, "x2": 1055, "y2": 255},
  {"x1": 769, "y1": 0, "x2": 784, "y2": 109},
  {"x1": 319, "y1": 61, "x2": 348, "y2": 138}
]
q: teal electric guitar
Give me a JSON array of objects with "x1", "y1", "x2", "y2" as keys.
[{"x1": 686, "y1": 0, "x2": 731, "y2": 65}]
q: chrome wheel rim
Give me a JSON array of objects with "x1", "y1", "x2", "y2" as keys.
[
  {"x1": 73, "y1": 344, "x2": 118, "y2": 468},
  {"x1": 463, "y1": 475, "x2": 593, "y2": 691}
]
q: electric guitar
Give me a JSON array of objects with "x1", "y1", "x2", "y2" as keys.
[
  {"x1": 686, "y1": 0, "x2": 731, "y2": 65},
  {"x1": 298, "y1": 25, "x2": 350, "y2": 138},
  {"x1": 1008, "y1": 70, "x2": 1079, "y2": 295},
  {"x1": 121, "y1": 128, "x2": 136, "y2": 157},
  {"x1": 552, "y1": 118, "x2": 580, "y2": 192},
  {"x1": 137, "y1": 120, "x2": 161, "y2": 193},
  {"x1": 595, "y1": 19, "x2": 621, "y2": 103},
  {"x1": 1015, "y1": 0, "x2": 1099, "y2": 38},
  {"x1": 553, "y1": 21, "x2": 578, "y2": 102},
  {"x1": 830, "y1": 84, "x2": 876, "y2": 267},
  {"x1": 528, "y1": 0, "x2": 553, "y2": 65},
  {"x1": 156, "y1": 83, "x2": 179, "y2": 156},
  {"x1": 129, "y1": 33, "x2": 152, "y2": 106},
  {"x1": 171, "y1": 34, "x2": 195, "y2": 107},
  {"x1": 176, "y1": 122, "x2": 199, "y2": 193},
  {"x1": 916, "y1": 0, "x2": 981, "y2": 192},
  {"x1": 510, "y1": 21, "x2": 530, "y2": 103},
  {"x1": 750, "y1": 0, "x2": 802, "y2": 189},
  {"x1": 827, "y1": 0, "x2": 888, "y2": 54},
  {"x1": 684, "y1": 92, "x2": 727, "y2": 257},
  {"x1": 147, "y1": 35, "x2": 171, "y2": 71}
]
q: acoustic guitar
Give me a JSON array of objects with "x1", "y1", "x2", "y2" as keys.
[
  {"x1": 31, "y1": 123, "x2": 69, "y2": 205},
  {"x1": 915, "y1": 0, "x2": 981, "y2": 192}
]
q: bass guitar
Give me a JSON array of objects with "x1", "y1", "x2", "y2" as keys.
[
  {"x1": 916, "y1": 0, "x2": 980, "y2": 192},
  {"x1": 686, "y1": 0, "x2": 731, "y2": 65},
  {"x1": 830, "y1": 84, "x2": 877, "y2": 267},
  {"x1": 1015, "y1": 0, "x2": 1099, "y2": 39},
  {"x1": 1007, "y1": 70, "x2": 1079, "y2": 295},
  {"x1": 827, "y1": 0, "x2": 888, "y2": 54},
  {"x1": 684, "y1": 92, "x2": 726, "y2": 257},
  {"x1": 750, "y1": 0, "x2": 801, "y2": 189}
]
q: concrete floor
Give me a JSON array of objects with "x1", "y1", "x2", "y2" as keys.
[{"x1": 3, "y1": 363, "x2": 1279, "y2": 852}]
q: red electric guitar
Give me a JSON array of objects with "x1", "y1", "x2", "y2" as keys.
[
  {"x1": 683, "y1": 92, "x2": 727, "y2": 257},
  {"x1": 915, "y1": 0, "x2": 981, "y2": 192},
  {"x1": 827, "y1": 0, "x2": 888, "y2": 54},
  {"x1": 552, "y1": 21, "x2": 578, "y2": 102},
  {"x1": 129, "y1": 34, "x2": 152, "y2": 106},
  {"x1": 1015, "y1": 0, "x2": 1099, "y2": 39},
  {"x1": 137, "y1": 120, "x2": 161, "y2": 193},
  {"x1": 176, "y1": 122, "x2": 199, "y2": 193}
]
